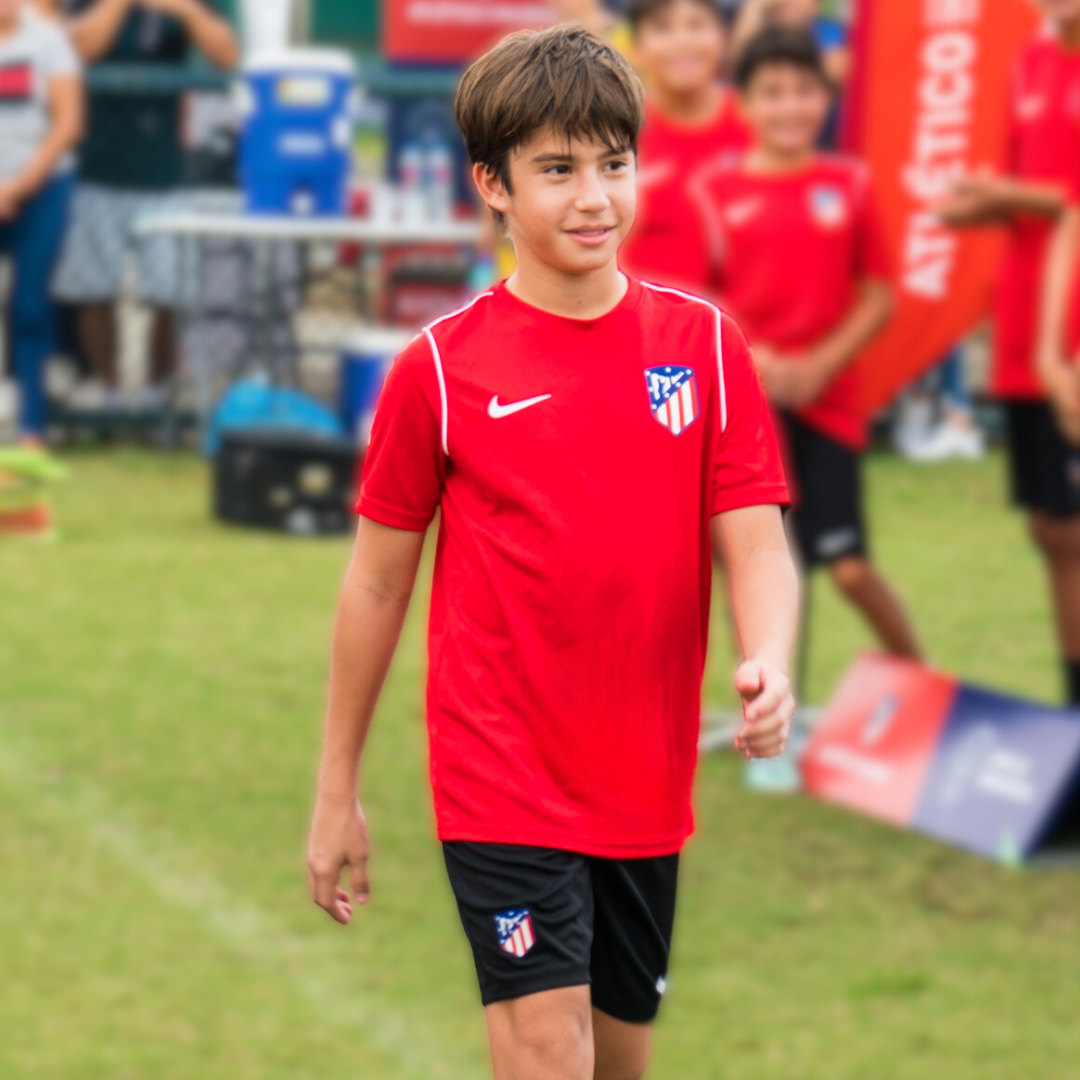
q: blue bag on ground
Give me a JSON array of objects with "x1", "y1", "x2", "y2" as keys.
[{"x1": 204, "y1": 378, "x2": 346, "y2": 455}]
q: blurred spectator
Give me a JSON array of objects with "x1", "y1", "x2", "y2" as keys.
[
  {"x1": 0, "y1": 0, "x2": 83, "y2": 446},
  {"x1": 53, "y1": 0, "x2": 237, "y2": 410}
]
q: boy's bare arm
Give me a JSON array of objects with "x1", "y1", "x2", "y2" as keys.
[
  {"x1": 1038, "y1": 206, "x2": 1080, "y2": 445},
  {"x1": 308, "y1": 517, "x2": 426, "y2": 925},
  {"x1": 934, "y1": 171, "x2": 1069, "y2": 228},
  {"x1": 712, "y1": 505, "x2": 799, "y2": 760},
  {"x1": 755, "y1": 278, "x2": 893, "y2": 410}
]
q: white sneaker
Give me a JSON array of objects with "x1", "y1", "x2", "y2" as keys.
[
  {"x1": 905, "y1": 419, "x2": 986, "y2": 463},
  {"x1": 893, "y1": 397, "x2": 935, "y2": 458},
  {"x1": 45, "y1": 358, "x2": 79, "y2": 403},
  {"x1": 68, "y1": 379, "x2": 107, "y2": 411}
]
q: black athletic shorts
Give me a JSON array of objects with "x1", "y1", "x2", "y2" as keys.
[
  {"x1": 780, "y1": 411, "x2": 868, "y2": 567},
  {"x1": 1006, "y1": 402, "x2": 1080, "y2": 519},
  {"x1": 443, "y1": 842, "x2": 679, "y2": 1024}
]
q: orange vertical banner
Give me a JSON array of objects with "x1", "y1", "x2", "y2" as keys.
[{"x1": 845, "y1": 0, "x2": 1039, "y2": 416}]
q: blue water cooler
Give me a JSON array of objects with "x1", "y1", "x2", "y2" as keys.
[
  {"x1": 339, "y1": 328, "x2": 415, "y2": 445},
  {"x1": 239, "y1": 49, "x2": 357, "y2": 216}
]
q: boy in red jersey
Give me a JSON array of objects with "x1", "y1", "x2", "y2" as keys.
[
  {"x1": 938, "y1": 0, "x2": 1080, "y2": 708},
  {"x1": 307, "y1": 25, "x2": 798, "y2": 1080},
  {"x1": 691, "y1": 27, "x2": 922, "y2": 660},
  {"x1": 619, "y1": 0, "x2": 753, "y2": 292}
]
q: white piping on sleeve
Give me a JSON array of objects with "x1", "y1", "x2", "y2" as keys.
[
  {"x1": 420, "y1": 290, "x2": 495, "y2": 457},
  {"x1": 423, "y1": 328, "x2": 450, "y2": 456},
  {"x1": 640, "y1": 282, "x2": 728, "y2": 433}
]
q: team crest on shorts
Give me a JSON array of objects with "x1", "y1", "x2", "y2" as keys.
[
  {"x1": 645, "y1": 366, "x2": 700, "y2": 436},
  {"x1": 809, "y1": 185, "x2": 847, "y2": 229},
  {"x1": 495, "y1": 909, "x2": 536, "y2": 958}
]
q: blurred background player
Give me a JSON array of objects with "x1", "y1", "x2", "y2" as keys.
[
  {"x1": 936, "y1": 0, "x2": 1080, "y2": 707},
  {"x1": 692, "y1": 27, "x2": 922, "y2": 662},
  {"x1": 619, "y1": 0, "x2": 752, "y2": 292},
  {"x1": 730, "y1": 0, "x2": 849, "y2": 93}
]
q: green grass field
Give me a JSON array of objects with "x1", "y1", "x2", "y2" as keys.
[{"x1": 2, "y1": 450, "x2": 1079, "y2": 1080}]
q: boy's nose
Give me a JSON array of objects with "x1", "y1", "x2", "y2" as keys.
[{"x1": 574, "y1": 170, "x2": 612, "y2": 211}]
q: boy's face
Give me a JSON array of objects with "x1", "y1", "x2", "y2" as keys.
[
  {"x1": 1037, "y1": 0, "x2": 1080, "y2": 23},
  {"x1": 740, "y1": 63, "x2": 830, "y2": 156},
  {"x1": 478, "y1": 129, "x2": 636, "y2": 277},
  {"x1": 635, "y1": 0, "x2": 726, "y2": 97}
]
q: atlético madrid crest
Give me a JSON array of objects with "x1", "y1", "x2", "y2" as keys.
[
  {"x1": 495, "y1": 909, "x2": 536, "y2": 958},
  {"x1": 809, "y1": 185, "x2": 847, "y2": 229},
  {"x1": 646, "y1": 366, "x2": 700, "y2": 436}
]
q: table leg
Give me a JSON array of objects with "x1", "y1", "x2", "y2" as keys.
[{"x1": 189, "y1": 235, "x2": 212, "y2": 447}]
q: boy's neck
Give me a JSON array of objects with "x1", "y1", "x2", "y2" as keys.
[
  {"x1": 506, "y1": 251, "x2": 629, "y2": 321},
  {"x1": 1059, "y1": 16, "x2": 1080, "y2": 49},
  {"x1": 650, "y1": 83, "x2": 723, "y2": 125},
  {"x1": 745, "y1": 145, "x2": 816, "y2": 174}
]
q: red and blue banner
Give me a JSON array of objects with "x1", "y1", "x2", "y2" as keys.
[
  {"x1": 802, "y1": 655, "x2": 1080, "y2": 863},
  {"x1": 843, "y1": 0, "x2": 1040, "y2": 416},
  {"x1": 384, "y1": 0, "x2": 553, "y2": 64}
]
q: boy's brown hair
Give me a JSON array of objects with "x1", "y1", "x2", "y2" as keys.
[{"x1": 455, "y1": 23, "x2": 644, "y2": 198}]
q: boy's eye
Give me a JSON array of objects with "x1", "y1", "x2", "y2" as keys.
[
  {"x1": 545, "y1": 164, "x2": 572, "y2": 176},
  {"x1": 605, "y1": 159, "x2": 630, "y2": 172}
]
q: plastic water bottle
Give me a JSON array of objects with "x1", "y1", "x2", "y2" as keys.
[
  {"x1": 398, "y1": 141, "x2": 425, "y2": 223},
  {"x1": 425, "y1": 138, "x2": 455, "y2": 222}
]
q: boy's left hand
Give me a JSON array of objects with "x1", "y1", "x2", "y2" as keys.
[
  {"x1": 733, "y1": 659, "x2": 795, "y2": 760},
  {"x1": 756, "y1": 352, "x2": 828, "y2": 410}
]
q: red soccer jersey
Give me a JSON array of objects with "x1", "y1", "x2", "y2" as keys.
[
  {"x1": 620, "y1": 91, "x2": 754, "y2": 294},
  {"x1": 358, "y1": 279, "x2": 788, "y2": 858},
  {"x1": 691, "y1": 155, "x2": 891, "y2": 450},
  {"x1": 995, "y1": 33, "x2": 1080, "y2": 399}
]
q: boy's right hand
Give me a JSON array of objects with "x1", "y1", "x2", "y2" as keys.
[
  {"x1": 307, "y1": 796, "x2": 371, "y2": 925},
  {"x1": 734, "y1": 659, "x2": 795, "y2": 760}
]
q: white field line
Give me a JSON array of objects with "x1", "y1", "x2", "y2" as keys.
[{"x1": 0, "y1": 738, "x2": 471, "y2": 1080}]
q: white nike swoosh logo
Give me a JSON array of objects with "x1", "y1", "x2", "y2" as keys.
[
  {"x1": 488, "y1": 394, "x2": 552, "y2": 419},
  {"x1": 725, "y1": 198, "x2": 763, "y2": 227},
  {"x1": 636, "y1": 162, "x2": 676, "y2": 190}
]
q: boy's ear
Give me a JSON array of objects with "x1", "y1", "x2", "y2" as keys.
[{"x1": 472, "y1": 162, "x2": 511, "y2": 218}]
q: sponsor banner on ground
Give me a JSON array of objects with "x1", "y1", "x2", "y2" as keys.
[
  {"x1": 843, "y1": 0, "x2": 1039, "y2": 415},
  {"x1": 384, "y1": 0, "x2": 553, "y2": 64},
  {"x1": 803, "y1": 655, "x2": 1080, "y2": 863}
]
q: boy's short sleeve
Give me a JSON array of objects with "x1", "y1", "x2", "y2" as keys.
[
  {"x1": 712, "y1": 313, "x2": 790, "y2": 516},
  {"x1": 356, "y1": 334, "x2": 445, "y2": 531},
  {"x1": 853, "y1": 167, "x2": 892, "y2": 282}
]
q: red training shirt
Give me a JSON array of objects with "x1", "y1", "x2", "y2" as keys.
[
  {"x1": 358, "y1": 278, "x2": 788, "y2": 858},
  {"x1": 691, "y1": 155, "x2": 892, "y2": 450},
  {"x1": 996, "y1": 32, "x2": 1080, "y2": 399},
  {"x1": 620, "y1": 91, "x2": 754, "y2": 295}
]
